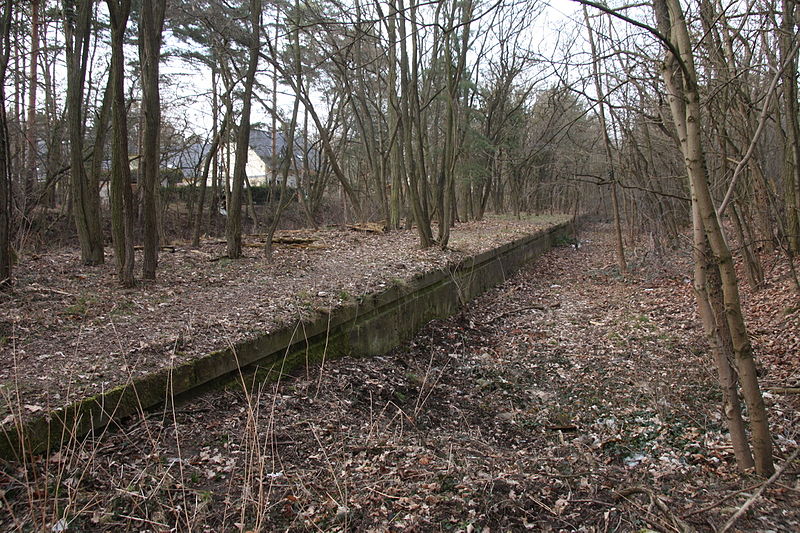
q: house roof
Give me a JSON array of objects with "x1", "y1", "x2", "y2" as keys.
[
  {"x1": 248, "y1": 129, "x2": 318, "y2": 168},
  {"x1": 164, "y1": 129, "x2": 319, "y2": 179},
  {"x1": 164, "y1": 140, "x2": 211, "y2": 178}
]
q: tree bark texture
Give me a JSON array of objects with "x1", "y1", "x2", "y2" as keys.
[
  {"x1": 64, "y1": 0, "x2": 104, "y2": 265},
  {"x1": 781, "y1": 0, "x2": 800, "y2": 252},
  {"x1": 225, "y1": 0, "x2": 261, "y2": 259},
  {"x1": 107, "y1": 0, "x2": 135, "y2": 287},
  {"x1": 0, "y1": 0, "x2": 12, "y2": 287},
  {"x1": 139, "y1": 0, "x2": 165, "y2": 278}
]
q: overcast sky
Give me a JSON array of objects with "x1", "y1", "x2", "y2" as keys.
[{"x1": 157, "y1": 0, "x2": 587, "y2": 137}]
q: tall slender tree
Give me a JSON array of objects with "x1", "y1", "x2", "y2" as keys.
[
  {"x1": 63, "y1": 0, "x2": 104, "y2": 265},
  {"x1": 438, "y1": 0, "x2": 473, "y2": 248},
  {"x1": 107, "y1": 0, "x2": 135, "y2": 287},
  {"x1": 780, "y1": 0, "x2": 800, "y2": 252},
  {"x1": 139, "y1": 0, "x2": 166, "y2": 279},
  {"x1": 0, "y1": 0, "x2": 12, "y2": 288},
  {"x1": 263, "y1": 0, "x2": 303, "y2": 260},
  {"x1": 583, "y1": 6, "x2": 626, "y2": 274},
  {"x1": 23, "y1": 0, "x2": 40, "y2": 214},
  {"x1": 225, "y1": 0, "x2": 261, "y2": 259},
  {"x1": 651, "y1": 0, "x2": 774, "y2": 475}
]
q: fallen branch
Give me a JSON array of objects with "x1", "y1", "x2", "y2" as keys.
[
  {"x1": 764, "y1": 387, "x2": 800, "y2": 394},
  {"x1": 775, "y1": 481, "x2": 800, "y2": 494},
  {"x1": 546, "y1": 424, "x2": 579, "y2": 432},
  {"x1": 347, "y1": 222, "x2": 386, "y2": 233},
  {"x1": 26, "y1": 284, "x2": 73, "y2": 297},
  {"x1": 210, "y1": 236, "x2": 317, "y2": 246},
  {"x1": 271, "y1": 236, "x2": 317, "y2": 245},
  {"x1": 720, "y1": 446, "x2": 800, "y2": 532},
  {"x1": 134, "y1": 245, "x2": 177, "y2": 252},
  {"x1": 681, "y1": 481, "x2": 764, "y2": 519}
]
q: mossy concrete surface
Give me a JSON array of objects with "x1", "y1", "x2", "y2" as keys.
[{"x1": 0, "y1": 220, "x2": 574, "y2": 460}]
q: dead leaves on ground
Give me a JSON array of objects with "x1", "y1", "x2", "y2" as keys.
[{"x1": 2, "y1": 222, "x2": 798, "y2": 532}]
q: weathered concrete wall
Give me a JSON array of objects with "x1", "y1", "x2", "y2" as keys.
[{"x1": 0, "y1": 220, "x2": 574, "y2": 460}]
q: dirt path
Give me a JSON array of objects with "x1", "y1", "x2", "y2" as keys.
[{"x1": 2, "y1": 222, "x2": 798, "y2": 532}]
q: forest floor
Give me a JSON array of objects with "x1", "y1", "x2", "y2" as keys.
[
  {"x1": 0, "y1": 214, "x2": 568, "y2": 419},
  {"x1": 1, "y1": 221, "x2": 799, "y2": 532}
]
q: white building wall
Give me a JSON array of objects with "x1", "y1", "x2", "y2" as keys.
[
  {"x1": 244, "y1": 147, "x2": 270, "y2": 185},
  {"x1": 214, "y1": 144, "x2": 298, "y2": 188}
]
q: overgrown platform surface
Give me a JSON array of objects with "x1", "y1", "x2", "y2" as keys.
[
  {"x1": 0, "y1": 215, "x2": 568, "y2": 418},
  {"x1": 2, "y1": 223, "x2": 799, "y2": 531}
]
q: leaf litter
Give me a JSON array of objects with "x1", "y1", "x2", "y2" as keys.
[
  {"x1": 0, "y1": 220, "x2": 798, "y2": 531},
  {"x1": 0, "y1": 216, "x2": 565, "y2": 420}
]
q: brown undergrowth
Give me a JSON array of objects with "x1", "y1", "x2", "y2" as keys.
[
  {"x1": 1, "y1": 221, "x2": 798, "y2": 531},
  {"x1": 0, "y1": 215, "x2": 567, "y2": 420}
]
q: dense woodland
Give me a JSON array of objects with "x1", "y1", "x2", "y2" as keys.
[{"x1": 0, "y1": 0, "x2": 799, "y2": 499}]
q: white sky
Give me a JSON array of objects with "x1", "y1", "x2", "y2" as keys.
[{"x1": 159, "y1": 0, "x2": 588, "y2": 136}]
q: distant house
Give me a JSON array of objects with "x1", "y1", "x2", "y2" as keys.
[
  {"x1": 162, "y1": 129, "x2": 318, "y2": 191},
  {"x1": 163, "y1": 141, "x2": 211, "y2": 184},
  {"x1": 223, "y1": 129, "x2": 316, "y2": 189}
]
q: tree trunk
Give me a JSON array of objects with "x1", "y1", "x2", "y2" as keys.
[
  {"x1": 386, "y1": 2, "x2": 404, "y2": 229},
  {"x1": 193, "y1": 109, "x2": 229, "y2": 247},
  {"x1": 731, "y1": 203, "x2": 764, "y2": 290},
  {"x1": 0, "y1": 0, "x2": 12, "y2": 288},
  {"x1": 64, "y1": 0, "x2": 104, "y2": 265},
  {"x1": 690, "y1": 175, "x2": 754, "y2": 471},
  {"x1": 278, "y1": 74, "x2": 361, "y2": 221},
  {"x1": 781, "y1": 0, "x2": 800, "y2": 252},
  {"x1": 139, "y1": 0, "x2": 165, "y2": 279},
  {"x1": 438, "y1": 0, "x2": 472, "y2": 249},
  {"x1": 396, "y1": 0, "x2": 432, "y2": 247},
  {"x1": 244, "y1": 174, "x2": 259, "y2": 230},
  {"x1": 584, "y1": 6, "x2": 626, "y2": 274},
  {"x1": 23, "y1": 0, "x2": 40, "y2": 214},
  {"x1": 225, "y1": 0, "x2": 261, "y2": 259},
  {"x1": 654, "y1": 0, "x2": 774, "y2": 475},
  {"x1": 107, "y1": 0, "x2": 135, "y2": 287},
  {"x1": 264, "y1": 1, "x2": 302, "y2": 260}
]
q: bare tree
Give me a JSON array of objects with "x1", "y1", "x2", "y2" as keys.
[
  {"x1": 263, "y1": 0, "x2": 302, "y2": 260},
  {"x1": 139, "y1": 0, "x2": 166, "y2": 278},
  {"x1": 651, "y1": 0, "x2": 774, "y2": 475},
  {"x1": 779, "y1": 0, "x2": 800, "y2": 252},
  {"x1": 63, "y1": 0, "x2": 104, "y2": 265},
  {"x1": 107, "y1": 0, "x2": 135, "y2": 287},
  {"x1": 0, "y1": 0, "x2": 13, "y2": 288},
  {"x1": 583, "y1": 6, "x2": 626, "y2": 274},
  {"x1": 23, "y1": 0, "x2": 40, "y2": 214},
  {"x1": 225, "y1": 0, "x2": 261, "y2": 259}
]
